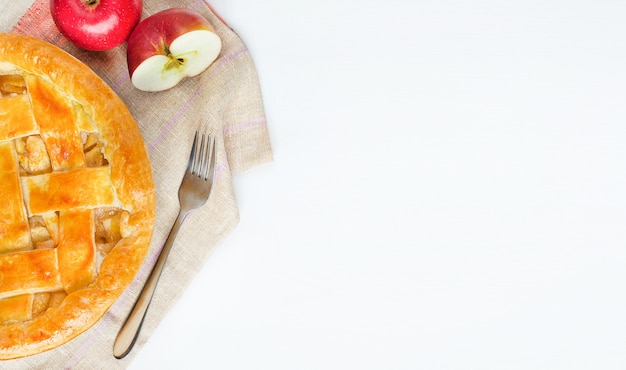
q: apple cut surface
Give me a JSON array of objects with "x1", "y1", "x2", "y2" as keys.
[{"x1": 131, "y1": 30, "x2": 221, "y2": 91}]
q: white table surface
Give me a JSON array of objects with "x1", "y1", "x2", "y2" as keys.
[{"x1": 131, "y1": 1, "x2": 626, "y2": 369}]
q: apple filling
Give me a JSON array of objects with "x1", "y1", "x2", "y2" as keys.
[
  {"x1": 82, "y1": 132, "x2": 108, "y2": 167},
  {"x1": 0, "y1": 74, "x2": 27, "y2": 97},
  {"x1": 15, "y1": 135, "x2": 52, "y2": 175},
  {"x1": 29, "y1": 213, "x2": 58, "y2": 250},
  {"x1": 94, "y1": 207, "x2": 129, "y2": 259},
  {"x1": 31, "y1": 291, "x2": 68, "y2": 319}
]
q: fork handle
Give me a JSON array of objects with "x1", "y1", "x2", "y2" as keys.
[{"x1": 113, "y1": 210, "x2": 190, "y2": 359}]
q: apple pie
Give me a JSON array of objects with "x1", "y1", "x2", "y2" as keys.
[{"x1": 0, "y1": 33, "x2": 155, "y2": 359}]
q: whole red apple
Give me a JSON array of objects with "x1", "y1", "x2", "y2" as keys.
[
  {"x1": 50, "y1": 0, "x2": 142, "y2": 51},
  {"x1": 126, "y1": 8, "x2": 222, "y2": 92}
]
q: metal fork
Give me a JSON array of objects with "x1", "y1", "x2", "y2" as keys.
[{"x1": 113, "y1": 131, "x2": 217, "y2": 359}]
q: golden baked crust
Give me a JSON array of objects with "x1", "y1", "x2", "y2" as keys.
[{"x1": 0, "y1": 33, "x2": 155, "y2": 359}]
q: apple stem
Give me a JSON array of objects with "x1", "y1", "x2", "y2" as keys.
[{"x1": 84, "y1": 0, "x2": 99, "y2": 5}]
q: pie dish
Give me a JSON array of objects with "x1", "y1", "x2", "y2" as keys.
[{"x1": 0, "y1": 33, "x2": 156, "y2": 359}]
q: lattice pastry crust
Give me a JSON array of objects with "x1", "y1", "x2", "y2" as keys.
[{"x1": 0, "y1": 34, "x2": 155, "y2": 359}]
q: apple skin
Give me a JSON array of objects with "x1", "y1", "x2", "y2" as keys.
[
  {"x1": 50, "y1": 0, "x2": 142, "y2": 51},
  {"x1": 127, "y1": 8, "x2": 222, "y2": 92}
]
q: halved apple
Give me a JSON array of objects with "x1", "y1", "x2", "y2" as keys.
[{"x1": 126, "y1": 8, "x2": 222, "y2": 92}]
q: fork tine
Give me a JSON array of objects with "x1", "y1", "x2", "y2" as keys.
[
  {"x1": 196, "y1": 133, "x2": 207, "y2": 176},
  {"x1": 188, "y1": 131, "x2": 199, "y2": 173},
  {"x1": 202, "y1": 135, "x2": 215, "y2": 180}
]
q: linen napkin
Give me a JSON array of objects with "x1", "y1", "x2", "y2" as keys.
[{"x1": 1, "y1": 0, "x2": 273, "y2": 368}]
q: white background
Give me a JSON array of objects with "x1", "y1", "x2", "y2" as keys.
[{"x1": 132, "y1": 1, "x2": 626, "y2": 369}]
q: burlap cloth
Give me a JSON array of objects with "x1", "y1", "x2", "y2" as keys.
[{"x1": 0, "y1": 0, "x2": 272, "y2": 368}]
